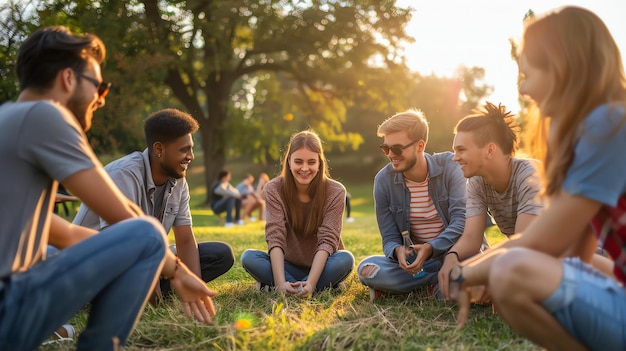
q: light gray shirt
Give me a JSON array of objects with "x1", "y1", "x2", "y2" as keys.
[
  {"x1": 466, "y1": 158, "x2": 543, "y2": 236},
  {"x1": 73, "y1": 149, "x2": 192, "y2": 233},
  {"x1": 0, "y1": 101, "x2": 98, "y2": 278}
]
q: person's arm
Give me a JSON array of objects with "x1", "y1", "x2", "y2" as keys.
[
  {"x1": 514, "y1": 213, "x2": 537, "y2": 233},
  {"x1": 269, "y1": 247, "x2": 299, "y2": 294},
  {"x1": 300, "y1": 183, "x2": 346, "y2": 296},
  {"x1": 458, "y1": 191, "x2": 601, "y2": 290},
  {"x1": 65, "y1": 168, "x2": 216, "y2": 323},
  {"x1": 424, "y1": 158, "x2": 467, "y2": 259},
  {"x1": 172, "y1": 225, "x2": 202, "y2": 279},
  {"x1": 298, "y1": 250, "x2": 330, "y2": 297},
  {"x1": 214, "y1": 182, "x2": 241, "y2": 198},
  {"x1": 48, "y1": 214, "x2": 98, "y2": 249},
  {"x1": 439, "y1": 214, "x2": 487, "y2": 299},
  {"x1": 62, "y1": 167, "x2": 144, "y2": 223},
  {"x1": 373, "y1": 171, "x2": 403, "y2": 260}
]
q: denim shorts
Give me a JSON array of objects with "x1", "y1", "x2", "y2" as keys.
[{"x1": 541, "y1": 257, "x2": 626, "y2": 350}]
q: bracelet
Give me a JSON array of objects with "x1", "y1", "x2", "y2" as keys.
[
  {"x1": 161, "y1": 257, "x2": 181, "y2": 280},
  {"x1": 446, "y1": 250, "x2": 460, "y2": 261}
]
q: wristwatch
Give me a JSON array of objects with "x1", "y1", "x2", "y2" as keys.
[{"x1": 449, "y1": 265, "x2": 464, "y2": 298}]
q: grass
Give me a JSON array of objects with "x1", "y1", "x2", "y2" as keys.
[{"x1": 42, "y1": 159, "x2": 541, "y2": 351}]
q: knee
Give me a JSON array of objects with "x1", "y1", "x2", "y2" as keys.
[
  {"x1": 240, "y1": 249, "x2": 256, "y2": 269},
  {"x1": 358, "y1": 261, "x2": 380, "y2": 279},
  {"x1": 489, "y1": 248, "x2": 535, "y2": 298}
]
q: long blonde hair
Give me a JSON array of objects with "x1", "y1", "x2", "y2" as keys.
[
  {"x1": 279, "y1": 130, "x2": 330, "y2": 236},
  {"x1": 522, "y1": 6, "x2": 626, "y2": 196}
]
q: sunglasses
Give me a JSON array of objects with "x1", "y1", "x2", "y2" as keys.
[
  {"x1": 74, "y1": 71, "x2": 111, "y2": 99},
  {"x1": 380, "y1": 140, "x2": 419, "y2": 156}
]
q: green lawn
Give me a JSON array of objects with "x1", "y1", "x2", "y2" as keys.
[{"x1": 43, "y1": 177, "x2": 540, "y2": 351}]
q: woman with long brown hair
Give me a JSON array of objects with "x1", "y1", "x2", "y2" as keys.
[
  {"x1": 241, "y1": 130, "x2": 354, "y2": 296},
  {"x1": 450, "y1": 6, "x2": 626, "y2": 350}
]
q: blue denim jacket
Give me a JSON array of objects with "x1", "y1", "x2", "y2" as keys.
[{"x1": 374, "y1": 152, "x2": 466, "y2": 260}]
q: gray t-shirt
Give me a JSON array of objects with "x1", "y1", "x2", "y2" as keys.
[
  {"x1": 466, "y1": 158, "x2": 543, "y2": 236},
  {"x1": 0, "y1": 101, "x2": 98, "y2": 279},
  {"x1": 73, "y1": 149, "x2": 192, "y2": 233}
]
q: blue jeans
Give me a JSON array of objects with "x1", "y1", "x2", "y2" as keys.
[
  {"x1": 541, "y1": 257, "x2": 626, "y2": 350},
  {"x1": 0, "y1": 217, "x2": 166, "y2": 351},
  {"x1": 240, "y1": 249, "x2": 354, "y2": 291},
  {"x1": 160, "y1": 242, "x2": 235, "y2": 295},
  {"x1": 211, "y1": 197, "x2": 241, "y2": 223},
  {"x1": 357, "y1": 255, "x2": 441, "y2": 293}
]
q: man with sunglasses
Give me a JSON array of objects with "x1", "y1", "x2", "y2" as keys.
[
  {"x1": 357, "y1": 109, "x2": 466, "y2": 300},
  {"x1": 0, "y1": 26, "x2": 216, "y2": 350}
]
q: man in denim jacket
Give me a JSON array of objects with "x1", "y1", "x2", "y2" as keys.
[{"x1": 358, "y1": 109, "x2": 466, "y2": 300}]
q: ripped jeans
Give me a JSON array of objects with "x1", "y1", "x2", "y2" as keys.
[{"x1": 357, "y1": 255, "x2": 442, "y2": 294}]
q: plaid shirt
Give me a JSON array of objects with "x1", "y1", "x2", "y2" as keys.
[{"x1": 592, "y1": 194, "x2": 626, "y2": 286}]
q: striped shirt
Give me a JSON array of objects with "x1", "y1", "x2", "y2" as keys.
[{"x1": 406, "y1": 176, "x2": 444, "y2": 243}]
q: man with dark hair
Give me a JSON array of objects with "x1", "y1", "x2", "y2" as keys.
[
  {"x1": 438, "y1": 102, "x2": 543, "y2": 299},
  {"x1": 74, "y1": 108, "x2": 235, "y2": 298},
  {"x1": 0, "y1": 26, "x2": 215, "y2": 350}
]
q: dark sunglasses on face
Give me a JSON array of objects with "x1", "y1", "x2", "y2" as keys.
[
  {"x1": 380, "y1": 140, "x2": 419, "y2": 156},
  {"x1": 74, "y1": 71, "x2": 111, "y2": 99}
]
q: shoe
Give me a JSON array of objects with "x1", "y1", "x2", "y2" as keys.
[
  {"x1": 249, "y1": 217, "x2": 257, "y2": 222},
  {"x1": 255, "y1": 281, "x2": 270, "y2": 292},
  {"x1": 369, "y1": 287, "x2": 384, "y2": 302},
  {"x1": 237, "y1": 219, "x2": 245, "y2": 225},
  {"x1": 224, "y1": 222, "x2": 235, "y2": 228},
  {"x1": 429, "y1": 282, "x2": 444, "y2": 300},
  {"x1": 42, "y1": 324, "x2": 75, "y2": 345},
  {"x1": 345, "y1": 217, "x2": 355, "y2": 223}
]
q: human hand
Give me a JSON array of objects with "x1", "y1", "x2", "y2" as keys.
[
  {"x1": 395, "y1": 246, "x2": 412, "y2": 270},
  {"x1": 438, "y1": 254, "x2": 460, "y2": 300},
  {"x1": 275, "y1": 281, "x2": 301, "y2": 295},
  {"x1": 170, "y1": 262, "x2": 217, "y2": 323},
  {"x1": 294, "y1": 281, "x2": 313, "y2": 298},
  {"x1": 453, "y1": 287, "x2": 471, "y2": 329}
]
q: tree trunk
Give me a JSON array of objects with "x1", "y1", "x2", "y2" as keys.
[{"x1": 198, "y1": 76, "x2": 232, "y2": 204}]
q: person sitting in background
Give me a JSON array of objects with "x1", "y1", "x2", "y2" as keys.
[
  {"x1": 240, "y1": 130, "x2": 354, "y2": 296},
  {"x1": 254, "y1": 172, "x2": 270, "y2": 221},
  {"x1": 73, "y1": 108, "x2": 235, "y2": 299},
  {"x1": 211, "y1": 170, "x2": 243, "y2": 227},
  {"x1": 237, "y1": 173, "x2": 263, "y2": 222},
  {"x1": 345, "y1": 192, "x2": 355, "y2": 223}
]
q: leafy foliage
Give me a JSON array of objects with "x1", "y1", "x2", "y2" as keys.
[{"x1": 0, "y1": 0, "x2": 492, "y2": 198}]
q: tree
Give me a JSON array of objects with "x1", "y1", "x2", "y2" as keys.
[{"x1": 129, "y1": 0, "x2": 413, "y2": 202}]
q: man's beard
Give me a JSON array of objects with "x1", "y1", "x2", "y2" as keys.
[
  {"x1": 66, "y1": 94, "x2": 91, "y2": 131},
  {"x1": 394, "y1": 154, "x2": 417, "y2": 173},
  {"x1": 161, "y1": 159, "x2": 185, "y2": 179}
]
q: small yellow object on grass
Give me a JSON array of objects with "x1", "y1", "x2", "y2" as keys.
[{"x1": 233, "y1": 312, "x2": 255, "y2": 331}]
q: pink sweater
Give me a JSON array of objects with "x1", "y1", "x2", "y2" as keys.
[{"x1": 264, "y1": 177, "x2": 346, "y2": 268}]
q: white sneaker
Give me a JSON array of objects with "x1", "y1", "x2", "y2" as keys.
[
  {"x1": 255, "y1": 281, "x2": 270, "y2": 292},
  {"x1": 249, "y1": 217, "x2": 257, "y2": 222},
  {"x1": 224, "y1": 222, "x2": 235, "y2": 228},
  {"x1": 346, "y1": 217, "x2": 355, "y2": 223},
  {"x1": 237, "y1": 219, "x2": 245, "y2": 225}
]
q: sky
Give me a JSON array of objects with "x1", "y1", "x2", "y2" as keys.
[{"x1": 394, "y1": 0, "x2": 626, "y2": 113}]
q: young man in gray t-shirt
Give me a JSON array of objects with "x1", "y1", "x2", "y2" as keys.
[
  {"x1": 439, "y1": 102, "x2": 543, "y2": 299},
  {"x1": 0, "y1": 26, "x2": 215, "y2": 350}
]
